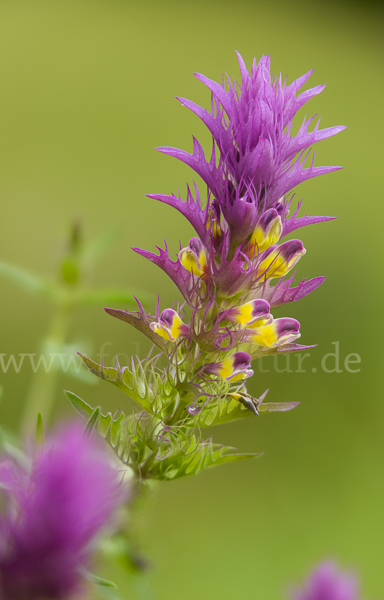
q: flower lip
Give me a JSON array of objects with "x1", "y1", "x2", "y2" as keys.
[
  {"x1": 189, "y1": 237, "x2": 204, "y2": 256},
  {"x1": 259, "y1": 208, "x2": 281, "y2": 230},
  {"x1": 279, "y1": 239, "x2": 304, "y2": 260},
  {"x1": 160, "y1": 308, "x2": 177, "y2": 328}
]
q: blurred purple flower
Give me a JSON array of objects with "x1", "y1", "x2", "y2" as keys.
[
  {"x1": 0, "y1": 424, "x2": 123, "y2": 600},
  {"x1": 293, "y1": 562, "x2": 361, "y2": 600}
]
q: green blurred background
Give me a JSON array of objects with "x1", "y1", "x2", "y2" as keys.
[{"x1": 0, "y1": 0, "x2": 383, "y2": 597}]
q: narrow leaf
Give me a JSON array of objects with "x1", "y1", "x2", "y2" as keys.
[
  {"x1": 82, "y1": 569, "x2": 117, "y2": 588},
  {"x1": 190, "y1": 396, "x2": 253, "y2": 427},
  {"x1": 35, "y1": 412, "x2": 45, "y2": 446},
  {"x1": 150, "y1": 437, "x2": 261, "y2": 480},
  {"x1": 64, "y1": 390, "x2": 129, "y2": 450},
  {"x1": 0, "y1": 262, "x2": 52, "y2": 297},
  {"x1": 258, "y1": 401, "x2": 299, "y2": 413},
  {"x1": 105, "y1": 304, "x2": 168, "y2": 352},
  {"x1": 83, "y1": 406, "x2": 100, "y2": 437},
  {"x1": 81, "y1": 228, "x2": 121, "y2": 266},
  {"x1": 65, "y1": 390, "x2": 95, "y2": 420},
  {"x1": 77, "y1": 354, "x2": 154, "y2": 413},
  {"x1": 75, "y1": 289, "x2": 150, "y2": 307}
]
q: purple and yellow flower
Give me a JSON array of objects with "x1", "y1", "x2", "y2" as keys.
[
  {"x1": 256, "y1": 240, "x2": 306, "y2": 280},
  {"x1": 293, "y1": 561, "x2": 361, "y2": 600},
  {"x1": 225, "y1": 299, "x2": 271, "y2": 328},
  {"x1": 0, "y1": 424, "x2": 123, "y2": 600},
  {"x1": 246, "y1": 317, "x2": 301, "y2": 347},
  {"x1": 203, "y1": 352, "x2": 253, "y2": 382},
  {"x1": 150, "y1": 308, "x2": 190, "y2": 342}
]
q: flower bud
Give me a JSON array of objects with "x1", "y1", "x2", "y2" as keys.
[
  {"x1": 246, "y1": 209, "x2": 282, "y2": 256},
  {"x1": 228, "y1": 392, "x2": 259, "y2": 416},
  {"x1": 179, "y1": 237, "x2": 207, "y2": 277},
  {"x1": 206, "y1": 204, "x2": 221, "y2": 242}
]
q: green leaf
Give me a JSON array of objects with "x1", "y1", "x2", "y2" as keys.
[
  {"x1": 83, "y1": 570, "x2": 117, "y2": 588},
  {"x1": 0, "y1": 427, "x2": 29, "y2": 468},
  {"x1": 0, "y1": 262, "x2": 52, "y2": 297},
  {"x1": 35, "y1": 412, "x2": 45, "y2": 446},
  {"x1": 83, "y1": 406, "x2": 100, "y2": 438},
  {"x1": 149, "y1": 433, "x2": 260, "y2": 481},
  {"x1": 64, "y1": 390, "x2": 140, "y2": 464},
  {"x1": 65, "y1": 391, "x2": 126, "y2": 446},
  {"x1": 65, "y1": 391, "x2": 260, "y2": 480},
  {"x1": 95, "y1": 587, "x2": 123, "y2": 600},
  {"x1": 81, "y1": 228, "x2": 121, "y2": 267},
  {"x1": 78, "y1": 354, "x2": 178, "y2": 417},
  {"x1": 105, "y1": 306, "x2": 168, "y2": 352},
  {"x1": 258, "y1": 401, "x2": 299, "y2": 413},
  {"x1": 78, "y1": 355, "x2": 153, "y2": 412},
  {"x1": 65, "y1": 390, "x2": 96, "y2": 419},
  {"x1": 74, "y1": 289, "x2": 150, "y2": 307},
  {"x1": 189, "y1": 395, "x2": 255, "y2": 427},
  {"x1": 188, "y1": 390, "x2": 263, "y2": 428},
  {"x1": 191, "y1": 391, "x2": 299, "y2": 426}
]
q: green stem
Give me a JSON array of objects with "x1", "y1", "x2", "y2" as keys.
[
  {"x1": 138, "y1": 395, "x2": 188, "y2": 480},
  {"x1": 167, "y1": 398, "x2": 187, "y2": 425},
  {"x1": 21, "y1": 298, "x2": 72, "y2": 435},
  {"x1": 139, "y1": 451, "x2": 157, "y2": 480}
]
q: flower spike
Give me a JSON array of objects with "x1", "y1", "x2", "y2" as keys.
[{"x1": 69, "y1": 53, "x2": 345, "y2": 481}]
